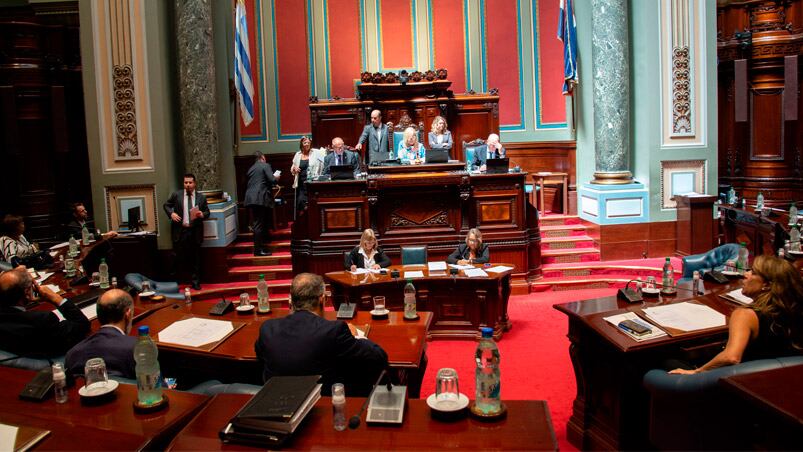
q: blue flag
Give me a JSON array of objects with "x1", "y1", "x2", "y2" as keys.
[
  {"x1": 235, "y1": 0, "x2": 255, "y2": 126},
  {"x1": 558, "y1": 0, "x2": 578, "y2": 95}
]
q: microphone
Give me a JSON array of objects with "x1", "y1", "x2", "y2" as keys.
[
  {"x1": 348, "y1": 369, "x2": 387, "y2": 429},
  {"x1": 630, "y1": 279, "x2": 702, "y2": 295},
  {"x1": 617, "y1": 279, "x2": 643, "y2": 303}
]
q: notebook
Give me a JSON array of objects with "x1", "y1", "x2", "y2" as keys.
[{"x1": 232, "y1": 375, "x2": 322, "y2": 433}]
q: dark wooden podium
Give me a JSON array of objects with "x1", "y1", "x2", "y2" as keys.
[{"x1": 674, "y1": 194, "x2": 718, "y2": 256}]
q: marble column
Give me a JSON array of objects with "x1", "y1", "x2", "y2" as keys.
[
  {"x1": 591, "y1": 0, "x2": 632, "y2": 184},
  {"x1": 175, "y1": 0, "x2": 220, "y2": 189}
]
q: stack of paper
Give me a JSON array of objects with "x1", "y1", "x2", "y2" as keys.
[
  {"x1": 642, "y1": 302, "x2": 726, "y2": 332},
  {"x1": 485, "y1": 265, "x2": 513, "y2": 273},
  {"x1": 719, "y1": 288, "x2": 754, "y2": 306},
  {"x1": 603, "y1": 312, "x2": 667, "y2": 342},
  {"x1": 427, "y1": 261, "x2": 447, "y2": 272},
  {"x1": 158, "y1": 317, "x2": 234, "y2": 348},
  {"x1": 463, "y1": 268, "x2": 488, "y2": 278},
  {"x1": 404, "y1": 271, "x2": 424, "y2": 278},
  {"x1": 448, "y1": 263, "x2": 474, "y2": 270}
]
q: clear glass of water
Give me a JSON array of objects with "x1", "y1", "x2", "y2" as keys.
[
  {"x1": 239, "y1": 292, "x2": 251, "y2": 308},
  {"x1": 372, "y1": 296, "x2": 386, "y2": 313},
  {"x1": 84, "y1": 357, "x2": 109, "y2": 396},
  {"x1": 435, "y1": 368, "x2": 461, "y2": 410},
  {"x1": 91, "y1": 272, "x2": 100, "y2": 286}
]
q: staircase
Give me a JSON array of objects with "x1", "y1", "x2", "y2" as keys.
[
  {"x1": 533, "y1": 215, "x2": 682, "y2": 291},
  {"x1": 190, "y1": 228, "x2": 294, "y2": 304}
]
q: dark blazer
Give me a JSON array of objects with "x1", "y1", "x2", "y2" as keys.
[
  {"x1": 427, "y1": 131, "x2": 453, "y2": 150},
  {"x1": 65, "y1": 326, "x2": 137, "y2": 378},
  {"x1": 358, "y1": 123, "x2": 391, "y2": 163},
  {"x1": 244, "y1": 160, "x2": 277, "y2": 208},
  {"x1": 255, "y1": 310, "x2": 388, "y2": 396},
  {"x1": 344, "y1": 246, "x2": 392, "y2": 269},
  {"x1": 323, "y1": 150, "x2": 360, "y2": 177},
  {"x1": 472, "y1": 144, "x2": 507, "y2": 168},
  {"x1": 163, "y1": 190, "x2": 210, "y2": 243},
  {"x1": 0, "y1": 300, "x2": 90, "y2": 357},
  {"x1": 446, "y1": 243, "x2": 490, "y2": 264},
  {"x1": 63, "y1": 220, "x2": 101, "y2": 242}
]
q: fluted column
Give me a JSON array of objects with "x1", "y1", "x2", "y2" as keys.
[
  {"x1": 175, "y1": 0, "x2": 220, "y2": 189},
  {"x1": 591, "y1": 0, "x2": 632, "y2": 184}
]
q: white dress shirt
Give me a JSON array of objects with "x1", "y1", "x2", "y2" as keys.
[{"x1": 183, "y1": 191, "x2": 195, "y2": 226}]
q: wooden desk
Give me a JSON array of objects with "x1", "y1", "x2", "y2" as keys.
[
  {"x1": 719, "y1": 205, "x2": 790, "y2": 257},
  {"x1": 133, "y1": 302, "x2": 432, "y2": 396},
  {"x1": 0, "y1": 366, "x2": 209, "y2": 450},
  {"x1": 532, "y1": 172, "x2": 568, "y2": 215},
  {"x1": 553, "y1": 279, "x2": 744, "y2": 450},
  {"x1": 168, "y1": 394, "x2": 558, "y2": 451},
  {"x1": 325, "y1": 264, "x2": 513, "y2": 340},
  {"x1": 720, "y1": 364, "x2": 803, "y2": 449}
]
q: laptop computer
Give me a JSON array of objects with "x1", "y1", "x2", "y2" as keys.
[
  {"x1": 486, "y1": 157, "x2": 509, "y2": 174},
  {"x1": 425, "y1": 149, "x2": 449, "y2": 163},
  {"x1": 329, "y1": 164, "x2": 355, "y2": 180}
]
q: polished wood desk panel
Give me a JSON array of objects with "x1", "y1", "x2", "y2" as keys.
[
  {"x1": 133, "y1": 303, "x2": 431, "y2": 394},
  {"x1": 325, "y1": 264, "x2": 513, "y2": 340},
  {"x1": 554, "y1": 279, "x2": 744, "y2": 450},
  {"x1": 0, "y1": 367, "x2": 209, "y2": 450},
  {"x1": 168, "y1": 394, "x2": 558, "y2": 451}
]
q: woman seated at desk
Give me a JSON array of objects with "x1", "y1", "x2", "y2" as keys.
[
  {"x1": 345, "y1": 228, "x2": 391, "y2": 271},
  {"x1": 669, "y1": 255, "x2": 803, "y2": 375},
  {"x1": 428, "y1": 116, "x2": 453, "y2": 152},
  {"x1": 396, "y1": 127, "x2": 425, "y2": 164},
  {"x1": 446, "y1": 228, "x2": 490, "y2": 265},
  {"x1": 1, "y1": 214, "x2": 36, "y2": 265}
]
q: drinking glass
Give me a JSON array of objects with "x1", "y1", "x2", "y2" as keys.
[
  {"x1": 84, "y1": 357, "x2": 109, "y2": 396},
  {"x1": 372, "y1": 296, "x2": 386, "y2": 313},
  {"x1": 64, "y1": 258, "x2": 75, "y2": 277},
  {"x1": 91, "y1": 272, "x2": 100, "y2": 286},
  {"x1": 725, "y1": 260, "x2": 736, "y2": 272},
  {"x1": 646, "y1": 276, "x2": 656, "y2": 291},
  {"x1": 239, "y1": 292, "x2": 251, "y2": 308},
  {"x1": 435, "y1": 368, "x2": 461, "y2": 410},
  {"x1": 141, "y1": 280, "x2": 151, "y2": 293}
]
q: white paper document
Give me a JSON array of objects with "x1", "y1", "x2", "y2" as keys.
[
  {"x1": 642, "y1": 302, "x2": 726, "y2": 332},
  {"x1": 0, "y1": 424, "x2": 18, "y2": 451},
  {"x1": 485, "y1": 265, "x2": 514, "y2": 273},
  {"x1": 603, "y1": 312, "x2": 667, "y2": 342},
  {"x1": 719, "y1": 288, "x2": 754, "y2": 306},
  {"x1": 404, "y1": 271, "x2": 425, "y2": 278},
  {"x1": 158, "y1": 317, "x2": 234, "y2": 348},
  {"x1": 427, "y1": 261, "x2": 447, "y2": 271},
  {"x1": 35, "y1": 272, "x2": 54, "y2": 285},
  {"x1": 463, "y1": 268, "x2": 489, "y2": 278},
  {"x1": 448, "y1": 264, "x2": 474, "y2": 270},
  {"x1": 43, "y1": 284, "x2": 60, "y2": 294},
  {"x1": 349, "y1": 268, "x2": 373, "y2": 275},
  {"x1": 49, "y1": 242, "x2": 69, "y2": 251},
  {"x1": 81, "y1": 303, "x2": 98, "y2": 321}
]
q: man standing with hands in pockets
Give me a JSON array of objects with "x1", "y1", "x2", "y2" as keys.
[
  {"x1": 245, "y1": 151, "x2": 281, "y2": 256},
  {"x1": 163, "y1": 173, "x2": 210, "y2": 290}
]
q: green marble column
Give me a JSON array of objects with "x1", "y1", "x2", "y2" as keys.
[
  {"x1": 591, "y1": 0, "x2": 632, "y2": 184},
  {"x1": 175, "y1": 0, "x2": 220, "y2": 189}
]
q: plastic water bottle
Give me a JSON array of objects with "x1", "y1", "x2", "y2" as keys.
[
  {"x1": 68, "y1": 235, "x2": 78, "y2": 257},
  {"x1": 790, "y1": 203, "x2": 799, "y2": 226},
  {"x1": 475, "y1": 327, "x2": 501, "y2": 415},
  {"x1": 81, "y1": 224, "x2": 91, "y2": 245},
  {"x1": 52, "y1": 363, "x2": 68, "y2": 404},
  {"x1": 331, "y1": 383, "x2": 346, "y2": 431},
  {"x1": 184, "y1": 287, "x2": 192, "y2": 304},
  {"x1": 403, "y1": 279, "x2": 417, "y2": 319},
  {"x1": 737, "y1": 242, "x2": 749, "y2": 274},
  {"x1": 98, "y1": 258, "x2": 109, "y2": 289},
  {"x1": 661, "y1": 258, "x2": 676, "y2": 294},
  {"x1": 134, "y1": 326, "x2": 163, "y2": 406},
  {"x1": 727, "y1": 187, "x2": 736, "y2": 204},
  {"x1": 756, "y1": 192, "x2": 765, "y2": 211},
  {"x1": 257, "y1": 274, "x2": 270, "y2": 313},
  {"x1": 791, "y1": 227, "x2": 801, "y2": 252},
  {"x1": 692, "y1": 270, "x2": 701, "y2": 296}
]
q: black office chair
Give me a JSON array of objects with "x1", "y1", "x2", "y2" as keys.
[{"x1": 401, "y1": 246, "x2": 427, "y2": 265}]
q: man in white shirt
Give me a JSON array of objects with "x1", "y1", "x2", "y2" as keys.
[
  {"x1": 356, "y1": 109, "x2": 391, "y2": 164},
  {"x1": 163, "y1": 173, "x2": 210, "y2": 290}
]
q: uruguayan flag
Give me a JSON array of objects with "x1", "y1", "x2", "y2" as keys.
[
  {"x1": 558, "y1": 0, "x2": 578, "y2": 94},
  {"x1": 235, "y1": 0, "x2": 255, "y2": 126}
]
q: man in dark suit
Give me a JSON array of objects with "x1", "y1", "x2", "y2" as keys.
[
  {"x1": 255, "y1": 273, "x2": 388, "y2": 396},
  {"x1": 63, "y1": 202, "x2": 119, "y2": 241},
  {"x1": 244, "y1": 151, "x2": 279, "y2": 257},
  {"x1": 65, "y1": 289, "x2": 136, "y2": 378},
  {"x1": 0, "y1": 268, "x2": 90, "y2": 357},
  {"x1": 355, "y1": 109, "x2": 391, "y2": 164},
  {"x1": 472, "y1": 133, "x2": 507, "y2": 170},
  {"x1": 323, "y1": 137, "x2": 360, "y2": 178},
  {"x1": 163, "y1": 173, "x2": 210, "y2": 290}
]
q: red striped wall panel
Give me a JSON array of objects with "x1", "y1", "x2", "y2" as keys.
[
  {"x1": 432, "y1": 0, "x2": 467, "y2": 93},
  {"x1": 484, "y1": 0, "x2": 522, "y2": 127},
  {"x1": 327, "y1": 0, "x2": 362, "y2": 98},
  {"x1": 379, "y1": 0, "x2": 414, "y2": 69},
  {"x1": 537, "y1": 0, "x2": 567, "y2": 124},
  {"x1": 240, "y1": 0, "x2": 264, "y2": 137},
  {"x1": 274, "y1": 0, "x2": 311, "y2": 136}
]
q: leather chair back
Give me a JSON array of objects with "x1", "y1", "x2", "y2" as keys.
[
  {"x1": 401, "y1": 246, "x2": 427, "y2": 265},
  {"x1": 124, "y1": 273, "x2": 183, "y2": 299},
  {"x1": 681, "y1": 243, "x2": 741, "y2": 278}
]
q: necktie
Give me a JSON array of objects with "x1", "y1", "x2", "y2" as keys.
[
  {"x1": 184, "y1": 192, "x2": 191, "y2": 225},
  {"x1": 494, "y1": 148, "x2": 500, "y2": 159},
  {"x1": 336, "y1": 154, "x2": 341, "y2": 166}
]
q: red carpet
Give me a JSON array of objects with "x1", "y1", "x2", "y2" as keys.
[{"x1": 422, "y1": 288, "x2": 618, "y2": 452}]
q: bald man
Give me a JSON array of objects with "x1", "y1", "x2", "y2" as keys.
[
  {"x1": 471, "y1": 133, "x2": 507, "y2": 171},
  {"x1": 0, "y1": 269, "x2": 89, "y2": 357},
  {"x1": 355, "y1": 109, "x2": 391, "y2": 164},
  {"x1": 323, "y1": 137, "x2": 360, "y2": 178},
  {"x1": 65, "y1": 289, "x2": 137, "y2": 378}
]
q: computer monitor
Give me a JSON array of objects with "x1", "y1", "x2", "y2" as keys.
[
  {"x1": 425, "y1": 149, "x2": 449, "y2": 163},
  {"x1": 486, "y1": 158, "x2": 510, "y2": 174},
  {"x1": 127, "y1": 206, "x2": 141, "y2": 232},
  {"x1": 329, "y1": 164, "x2": 355, "y2": 180}
]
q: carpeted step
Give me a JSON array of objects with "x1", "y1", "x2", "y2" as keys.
[
  {"x1": 541, "y1": 263, "x2": 681, "y2": 279},
  {"x1": 541, "y1": 248, "x2": 601, "y2": 264},
  {"x1": 530, "y1": 275, "x2": 633, "y2": 292},
  {"x1": 540, "y1": 224, "x2": 587, "y2": 238},
  {"x1": 227, "y1": 264, "x2": 293, "y2": 282},
  {"x1": 228, "y1": 251, "x2": 292, "y2": 266},
  {"x1": 230, "y1": 240, "x2": 291, "y2": 254},
  {"x1": 235, "y1": 228, "x2": 292, "y2": 241},
  {"x1": 539, "y1": 215, "x2": 582, "y2": 227},
  {"x1": 541, "y1": 236, "x2": 595, "y2": 250}
]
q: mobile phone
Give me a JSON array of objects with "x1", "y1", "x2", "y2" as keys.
[{"x1": 618, "y1": 319, "x2": 651, "y2": 336}]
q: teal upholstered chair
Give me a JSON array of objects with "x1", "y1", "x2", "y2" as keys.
[
  {"x1": 680, "y1": 243, "x2": 741, "y2": 278},
  {"x1": 389, "y1": 113, "x2": 423, "y2": 159},
  {"x1": 401, "y1": 246, "x2": 427, "y2": 265},
  {"x1": 462, "y1": 138, "x2": 485, "y2": 170}
]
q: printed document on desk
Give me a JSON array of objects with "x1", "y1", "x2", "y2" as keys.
[
  {"x1": 404, "y1": 271, "x2": 425, "y2": 278},
  {"x1": 427, "y1": 261, "x2": 447, "y2": 272},
  {"x1": 642, "y1": 302, "x2": 726, "y2": 332},
  {"x1": 485, "y1": 265, "x2": 514, "y2": 273},
  {"x1": 463, "y1": 268, "x2": 488, "y2": 278},
  {"x1": 158, "y1": 317, "x2": 234, "y2": 348},
  {"x1": 719, "y1": 288, "x2": 755, "y2": 306},
  {"x1": 603, "y1": 312, "x2": 667, "y2": 342}
]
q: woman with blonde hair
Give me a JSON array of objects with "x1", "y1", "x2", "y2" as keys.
[
  {"x1": 428, "y1": 116, "x2": 453, "y2": 151},
  {"x1": 446, "y1": 228, "x2": 490, "y2": 265},
  {"x1": 396, "y1": 127, "x2": 425, "y2": 163},
  {"x1": 344, "y1": 229, "x2": 391, "y2": 271},
  {"x1": 290, "y1": 136, "x2": 326, "y2": 215},
  {"x1": 670, "y1": 255, "x2": 803, "y2": 374}
]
